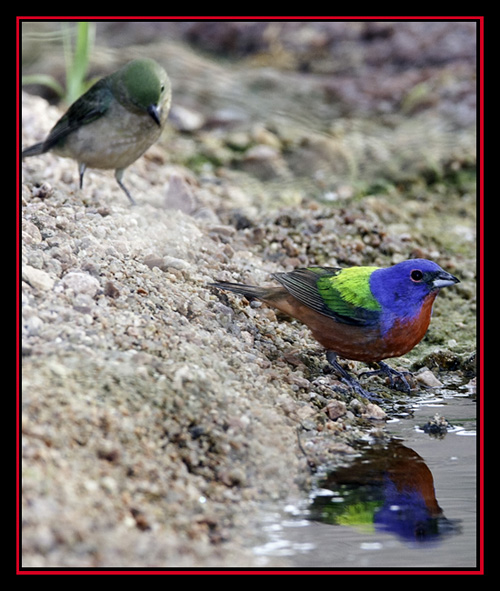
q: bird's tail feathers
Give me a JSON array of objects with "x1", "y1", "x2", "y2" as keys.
[
  {"x1": 209, "y1": 281, "x2": 272, "y2": 302},
  {"x1": 22, "y1": 142, "x2": 46, "y2": 159}
]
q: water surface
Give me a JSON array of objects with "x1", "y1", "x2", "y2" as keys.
[{"x1": 253, "y1": 391, "x2": 478, "y2": 570}]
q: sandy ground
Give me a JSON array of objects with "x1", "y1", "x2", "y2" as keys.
[{"x1": 20, "y1": 21, "x2": 477, "y2": 568}]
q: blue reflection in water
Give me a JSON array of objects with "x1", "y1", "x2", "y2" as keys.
[{"x1": 309, "y1": 439, "x2": 461, "y2": 543}]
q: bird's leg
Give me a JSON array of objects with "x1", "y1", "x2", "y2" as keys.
[
  {"x1": 78, "y1": 162, "x2": 87, "y2": 189},
  {"x1": 115, "y1": 169, "x2": 136, "y2": 205},
  {"x1": 359, "y1": 361, "x2": 412, "y2": 393},
  {"x1": 326, "y1": 351, "x2": 381, "y2": 401}
]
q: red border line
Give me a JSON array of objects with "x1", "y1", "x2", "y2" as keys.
[{"x1": 16, "y1": 15, "x2": 485, "y2": 576}]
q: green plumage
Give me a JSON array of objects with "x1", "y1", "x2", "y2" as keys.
[
  {"x1": 315, "y1": 266, "x2": 381, "y2": 313},
  {"x1": 273, "y1": 266, "x2": 381, "y2": 326}
]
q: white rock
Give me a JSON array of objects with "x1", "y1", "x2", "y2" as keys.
[
  {"x1": 59, "y1": 271, "x2": 100, "y2": 297},
  {"x1": 22, "y1": 265, "x2": 55, "y2": 291},
  {"x1": 416, "y1": 368, "x2": 443, "y2": 388}
]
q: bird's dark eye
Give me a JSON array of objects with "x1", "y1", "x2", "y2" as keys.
[{"x1": 410, "y1": 269, "x2": 424, "y2": 282}]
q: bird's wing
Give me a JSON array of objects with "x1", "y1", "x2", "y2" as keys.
[
  {"x1": 272, "y1": 267, "x2": 381, "y2": 326},
  {"x1": 42, "y1": 79, "x2": 113, "y2": 151}
]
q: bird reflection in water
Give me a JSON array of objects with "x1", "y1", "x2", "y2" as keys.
[{"x1": 309, "y1": 439, "x2": 461, "y2": 543}]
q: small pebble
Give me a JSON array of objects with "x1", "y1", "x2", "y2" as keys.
[
  {"x1": 415, "y1": 368, "x2": 443, "y2": 388},
  {"x1": 22, "y1": 265, "x2": 55, "y2": 291},
  {"x1": 59, "y1": 271, "x2": 100, "y2": 297}
]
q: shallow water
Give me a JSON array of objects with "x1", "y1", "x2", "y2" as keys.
[{"x1": 252, "y1": 389, "x2": 478, "y2": 570}]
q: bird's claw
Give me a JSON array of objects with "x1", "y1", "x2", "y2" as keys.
[
  {"x1": 359, "y1": 361, "x2": 413, "y2": 393},
  {"x1": 339, "y1": 377, "x2": 383, "y2": 402},
  {"x1": 326, "y1": 351, "x2": 382, "y2": 402}
]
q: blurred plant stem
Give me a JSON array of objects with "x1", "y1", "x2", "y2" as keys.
[
  {"x1": 22, "y1": 21, "x2": 96, "y2": 105},
  {"x1": 62, "y1": 22, "x2": 95, "y2": 105}
]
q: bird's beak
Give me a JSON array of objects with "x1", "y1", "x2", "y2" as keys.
[
  {"x1": 147, "y1": 104, "x2": 161, "y2": 126},
  {"x1": 432, "y1": 270, "x2": 460, "y2": 289}
]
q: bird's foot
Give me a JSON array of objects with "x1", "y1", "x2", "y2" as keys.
[
  {"x1": 117, "y1": 179, "x2": 137, "y2": 206},
  {"x1": 115, "y1": 169, "x2": 137, "y2": 205},
  {"x1": 360, "y1": 361, "x2": 413, "y2": 393},
  {"x1": 340, "y1": 376, "x2": 383, "y2": 402},
  {"x1": 326, "y1": 351, "x2": 382, "y2": 402}
]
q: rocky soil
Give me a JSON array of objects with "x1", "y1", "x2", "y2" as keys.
[{"x1": 20, "y1": 20, "x2": 477, "y2": 568}]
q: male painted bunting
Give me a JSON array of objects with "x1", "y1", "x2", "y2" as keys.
[
  {"x1": 210, "y1": 259, "x2": 459, "y2": 399},
  {"x1": 22, "y1": 58, "x2": 171, "y2": 204}
]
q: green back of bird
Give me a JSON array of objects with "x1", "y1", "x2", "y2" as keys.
[{"x1": 273, "y1": 266, "x2": 382, "y2": 326}]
